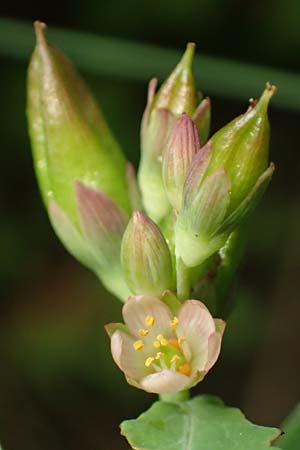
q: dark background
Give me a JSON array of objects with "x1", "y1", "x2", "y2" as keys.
[{"x1": 0, "y1": 1, "x2": 300, "y2": 449}]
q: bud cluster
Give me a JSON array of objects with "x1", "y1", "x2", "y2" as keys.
[{"x1": 27, "y1": 22, "x2": 275, "y2": 393}]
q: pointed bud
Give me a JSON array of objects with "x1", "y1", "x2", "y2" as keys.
[
  {"x1": 162, "y1": 113, "x2": 200, "y2": 211},
  {"x1": 206, "y1": 83, "x2": 276, "y2": 213},
  {"x1": 27, "y1": 21, "x2": 131, "y2": 229},
  {"x1": 152, "y1": 42, "x2": 197, "y2": 116},
  {"x1": 175, "y1": 85, "x2": 276, "y2": 267},
  {"x1": 138, "y1": 43, "x2": 210, "y2": 222},
  {"x1": 121, "y1": 212, "x2": 174, "y2": 295}
]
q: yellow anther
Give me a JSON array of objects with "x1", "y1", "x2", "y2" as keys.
[
  {"x1": 170, "y1": 316, "x2": 179, "y2": 330},
  {"x1": 138, "y1": 329, "x2": 149, "y2": 337},
  {"x1": 178, "y1": 363, "x2": 191, "y2": 376},
  {"x1": 170, "y1": 355, "x2": 181, "y2": 363},
  {"x1": 155, "y1": 352, "x2": 164, "y2": 360},
  {"x1": 145, "y1": 357, "x2": 155, "y2": 367},
  {"x1": 145, "y1": 316, "x2": 154, "y2": 327},
  {"x1": 178, "y1": 337, "x2": 186, "y2": 346},
  {"x1": 153, "y1": 340, "x2": 161, "y2": 349},
  {"x1": 156, "y1": 334, "x2": 168, "y2": 346},
  {"x1": 133, "y1": 340, "x2": 144, "y2": 351}
]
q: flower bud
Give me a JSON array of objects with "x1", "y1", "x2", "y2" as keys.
[
  {"x1": 138, "y1": 43, "x2": 211, "y2": 222},
  {"x1": 121, "y1": 212, "x2": 174, "y2": 295},
  {"x1": 175, "y1": 84, "x2": 276, "y2": 267},
  {"x1": 162, "y1": 113, "x2": 200, "y2": 211},
  {"x1": 206, "y1": 83, "x2": 276, "y2": 212},
  {"x1": 27, "y1": 21, "x2": 131, "y2": 228}
]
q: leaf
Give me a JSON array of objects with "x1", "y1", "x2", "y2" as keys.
[
  {"x1": 277, "y1": 403, "x2": 300, "y2": 450},
  {"x1": 121, "y1": 395, "x2": 281, "y2": 450}
]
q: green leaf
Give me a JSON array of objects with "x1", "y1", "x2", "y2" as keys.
[
  {"x1": 277, "y1": 403, "x2": 300, "y2": 450},
  {"x1": 121, "y1": 395, "x2": 281, "y2": 450}
]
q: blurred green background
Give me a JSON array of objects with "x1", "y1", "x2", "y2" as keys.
[{"x1": 1, "y1": 1, "x2": 300, "y2": 449}]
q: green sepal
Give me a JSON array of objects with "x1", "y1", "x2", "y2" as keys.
[
  {"x1": 160, "y1": 290, "x2": 181, "y2": 314},
  {"x1": 104, "y1": 322, "x2": 130, "y2": 338},
  {"x1": 217, "y1": 162, "x2": 275, "y2": 234},
  {"x1": 175, "y1": 169, "x2": 231, "y2": 267}
]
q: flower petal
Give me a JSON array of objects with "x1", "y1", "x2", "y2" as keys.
[
  {"x1": 177, "y1": 300, "x2": 216, "y2": 370},
  {"x1": 140, "y1": 369, "x2": 191, "y2": 394},
  {"x1": 205, "y1": 319, "x2": 226, "y2": 371},
  {"x1": 123, "y1": 295, "x2": 173, "y2": 339},
  {"x1": 111, "y1": 330, "x2": 148, "y2": 380}
]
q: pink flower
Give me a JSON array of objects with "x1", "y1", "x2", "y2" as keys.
[{"x1": 105, "y1": 294, "x2": 225, "y2": 394}]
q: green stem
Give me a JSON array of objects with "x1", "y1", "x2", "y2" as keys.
[
  {"x1": 159, "y1": 390, "x2": 190, "y2": 403},
  {"x1": 176, "y1": 256, "x2": 191, "y2": 301}
]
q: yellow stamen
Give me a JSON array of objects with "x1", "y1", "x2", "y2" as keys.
[
  {"x1": 138, "y1": 329, "x2": 149, "y2": 337},
  {"x1": 170, "y1": 316, "x2": 179, "y2": 330},
  {"x1": 145, "y1": 357, "x2": 155, "y2": 367},
  {"x1": 178, "y1": 337, "x2": 186, "y2": 346},
  {"x1": 178, "y1": 363, "x2": 191, "y2": 376},
  {"x1": 133, "y1": 340, "x2": 144, "y2": 351},
  {"x1": 170, "y1": 355, "x2": 181, "y2": 363},
  {"x1": 153, "y1": 340, "x2": 161, "y2": 349},
  {"x1": 145, "y1": 315, "x2": 154, "y2": 327},
  {"x1": 155, "y1": 352, "x2": 164, "y2": 360},
  {"x1": 156, "y1": 334, "x2": 168, "y2": 346}
]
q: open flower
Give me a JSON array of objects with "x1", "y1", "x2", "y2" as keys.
[{"x1": 106, "y1": 294, "x2": 225, "y2": 394}]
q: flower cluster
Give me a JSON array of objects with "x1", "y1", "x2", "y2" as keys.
[{"x1": 27, "y1": 22, "x2": 275, "y2": 394}]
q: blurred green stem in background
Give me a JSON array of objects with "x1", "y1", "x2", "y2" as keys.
[{"x1": 1, "y1": 17, "x2": 300, "y2": 111}]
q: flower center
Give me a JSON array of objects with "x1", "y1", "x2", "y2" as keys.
[{"x1": 133, "y1": 315, "x2": 191, "y2": 376}]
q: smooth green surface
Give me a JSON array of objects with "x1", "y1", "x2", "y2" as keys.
[
  {"x1": 278, "y1": 403, "x2": 300, "y2": 450},
  {"x1": 121, "y1": 395, "x2": 281, "y2": 450},
  {"x1": 1, "y1": 17, "x2": 300, "y2": 111}
]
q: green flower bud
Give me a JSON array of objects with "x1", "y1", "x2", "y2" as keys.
[
  {"x1": 138, "y1": 43, "x2": 211, "y2": 223},
  {"x1": 121, "y1": 211, "x2": 174, "y2": 295},
  {"x1": 175, "y1": 84, "x2": 276, "y2": 267},
  {"x1": 27, "y1": 21, "x2": 131, "y2": 228}
]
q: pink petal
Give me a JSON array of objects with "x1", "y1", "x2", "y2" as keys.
[
  {"x1": 177, "y1": 300, "x2": 216, "y2": 369},
  {"x1": 111, "y1": 330, "x2": 148, "y2": 380},
  {"x1": 140, "y1": 369, "x2": 191, "y2": 394},
  {"x1": 205, "y1": 319, "x2": 226, "y2": 371},
  {"x1": 123, "y1": 295, "x2": 173, "y2": 339}
]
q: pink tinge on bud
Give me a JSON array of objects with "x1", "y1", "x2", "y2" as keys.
[
  {"x1": 183, "y1": 141, "x2": 213, "y2": 206},
  {"x1": 75, "y1": 181, "x2": 128, "y2": 263},
  {"x1": 162, "y1": 113, "x2": 201, "y2": 211},
  {"x1": 121, "y1": 211, "x2": 174, "y2": 296}
]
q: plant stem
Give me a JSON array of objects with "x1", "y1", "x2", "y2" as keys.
[
  {"x1": 176, "y1": 256, "x2": 191, "y2": 301},
  {"x1": 159, "y1": 390, "x2": 190, "y2": 403}
]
